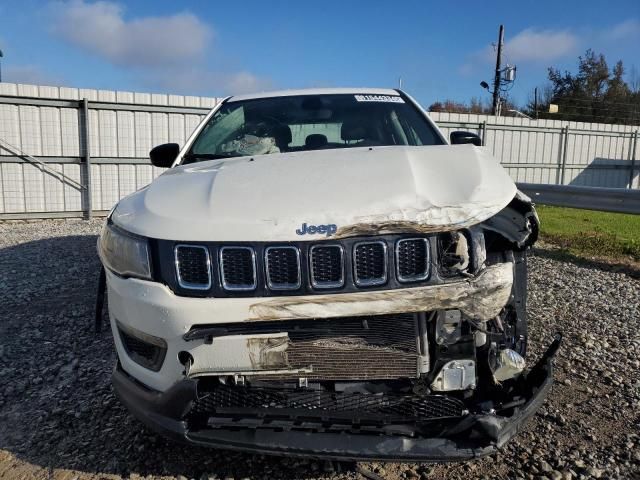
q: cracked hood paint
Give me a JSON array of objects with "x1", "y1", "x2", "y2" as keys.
[{"x1": 112, "y1": 144, "x2": 517, "y2": 241}]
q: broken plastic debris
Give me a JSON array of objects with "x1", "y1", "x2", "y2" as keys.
[{"x1": 493, "y1": 348, "x2": 526, "y2": 382}]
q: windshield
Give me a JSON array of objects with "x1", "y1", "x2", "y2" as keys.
[{"x1": 185, "y1": 93, "x2": 444, "y2": 162}]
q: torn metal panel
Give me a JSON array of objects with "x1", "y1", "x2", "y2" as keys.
[
  {"x1": 333, "y1": 202, "x2": 513, "y2": 240},
  {"x1": 482, "y1": 195, "x2": 539, "y2": 248},
  {"x1": 188, "y1": 333, "x2": 294, "y2": 376},
  {"x1": 249, "y1": 262, "x2": 513, "y2": 322}
]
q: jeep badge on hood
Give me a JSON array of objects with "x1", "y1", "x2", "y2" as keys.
[{"x1": 296, "y1": 223, "x2": 338, "y2": 236}]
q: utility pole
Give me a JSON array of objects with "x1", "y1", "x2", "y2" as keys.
[
  {"x1": 534, "y1": 87, "x2": 538, "y2": 119},
  {"x1": 491, "y1": 25, "x2": 504, "y2": 116}
]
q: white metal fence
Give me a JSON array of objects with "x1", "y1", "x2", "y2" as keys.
[
  {"x1": 0, "y1": 83, "x2": 638, "y2": 219},
  {"x1": 430, "y1": 111, "x2": 639, "y2": 190}
]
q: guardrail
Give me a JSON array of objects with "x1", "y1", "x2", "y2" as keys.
[{"x1": 517, "y1": 183, "x2": 640, "y2": 215}]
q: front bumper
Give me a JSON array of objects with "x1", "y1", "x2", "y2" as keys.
[
  {"x1": 112, "y1": 335, "x2": 560, "y2": 462},
  {"x1": 106, "y1": 263, "x2": 513, "y2": 391}
]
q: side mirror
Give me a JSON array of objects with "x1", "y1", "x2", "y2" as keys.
[
  {"x1": 150, "y1": 143, "x2": 180, "y2": 168},
  {"x1": 450, "y1": 131, "x2": 482, "y2": 147}
]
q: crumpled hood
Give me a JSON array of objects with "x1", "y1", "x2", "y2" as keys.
[{"x1": 112, "y1": 145, "x2": 517, "y2": 241}]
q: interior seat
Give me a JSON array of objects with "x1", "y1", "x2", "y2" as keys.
[
  {"x1": 305, "y1": 134, "x2": 328, "y2": 149},
  {"x1": 273, "y1": 124, "x2": 292, "y2": 152},
  {"x1": 341, "y1": 117, "x2": 378, "y2": 144}
]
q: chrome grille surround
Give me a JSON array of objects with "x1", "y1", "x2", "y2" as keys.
[
  {"x1": 353, "y1": 241, "x2": 388, "y2": 287},
  {"x1": 264, "y1": 246, "x2": 301, "y2": 290},
  {"x1": 174, "y1": 245, "x2": 212, "y2": 290},
  {"x1": 396, "y1": 238, "x2": 430, "y2": 282},
  {"x1": 219, "y1": 246, "x2": 257, "y2": 291},
  {"x1": 162, "y1": 232, "x2": 473, "y2": 297},
  {"x1": 309, "y1": 244, "x2": 345, "y2": 289}
]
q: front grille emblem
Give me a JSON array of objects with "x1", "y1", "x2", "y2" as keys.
[{"x1": 296, "y1": 222, "x2": 337, "y2": 237}]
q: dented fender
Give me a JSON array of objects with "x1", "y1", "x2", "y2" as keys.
[{"x1": 481, "y1": 191, "x2": 539, "y2": 249}]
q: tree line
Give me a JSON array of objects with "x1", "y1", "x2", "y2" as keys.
[{"x1": 430, "y1": 50, "x2": 640, "y2": 125}]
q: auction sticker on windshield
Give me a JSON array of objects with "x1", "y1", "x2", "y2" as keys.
[{"x1": 354, "y1": 94, "x2": 405, "y2": 103}]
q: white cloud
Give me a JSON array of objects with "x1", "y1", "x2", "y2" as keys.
[
  {"x1": 460, "y1": 27, "x2": 580, "y2": 75},
  {"x1": 50, "y1": 0, "x2": 212, "y2": 67},
  {"x1": 504, "y1": 28, "x2": 578, "y2": 62},
  {"x1": 461, "y1": 19, "x2": 640, "y2": 76},
  {"x1": 147, "y1": 68, "x2": 273, "y2": 96},
  {"x1": 45, "y1": 1, "x2": 272, "y2": 95},
  {"x1": 607, "y1": 19, "x2": 640, "y2": 41},
  {"x1": 224, "y1": 72, "x2": 273, "y2": 95},
  {"x1": 2, "y1": 65, "x2": 63, "y2": 85}
]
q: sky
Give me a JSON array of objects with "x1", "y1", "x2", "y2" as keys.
[{"x1": 0, "y1": 0, "x2": 639, "y2": 108}]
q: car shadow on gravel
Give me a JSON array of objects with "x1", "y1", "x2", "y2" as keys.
[{"x1": 0, "y1": 235, "x2": 350, "y2": 479}]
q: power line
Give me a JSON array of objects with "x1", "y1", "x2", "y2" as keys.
[
  {"x1": 550, "y1": 96, "x2": 640, "y2": 107},
  {"x1": 541, "y1": 111, "x2": 640, "y2": 122},
  {"x1": 553, "y1": 103, "x2": 639, "y2": 112}
]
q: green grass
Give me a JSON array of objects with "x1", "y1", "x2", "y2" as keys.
[{"x1": 536, "y1": 205, "x2": 640, "y2": 261}]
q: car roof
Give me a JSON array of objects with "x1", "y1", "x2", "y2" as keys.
[{"x1": 227, "y1": 87, "x2": 402, "y2": 103}]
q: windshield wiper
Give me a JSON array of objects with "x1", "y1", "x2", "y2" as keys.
[{"x1": 182, "y1": 152, "x2": 238, "y2": 163}]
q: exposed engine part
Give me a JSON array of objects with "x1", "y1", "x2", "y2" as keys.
[
  {"x1": 430, "y1": 359, "x2": 476, "y2": 391},
  {"x1": 474, "y1": 330, "x2": 487, "y2": 347},
  {"x1": 427, "y1": 310, "x2": 477, "y2": 389},
  {"x1": 185, "y1": 314, "x2": 425, "y2": 380},
  {"x1": 178, "y1": 351, "x2": 193, "y2": 376},
  {"x1": 416, "y1": 312, "x2": 431, "y2": 374},
  {"x1": 493, "y1": 348, "x2": 526, "y2": 382},
  {"x1": 493, "y1": 315, "x2": 504, "y2": 332},
  {"x1": 438, "y1": 232, "x2": 470, "y2": 276},
  {"x1": 435, "y1": 310, "x2": 463, "y2": 345}
]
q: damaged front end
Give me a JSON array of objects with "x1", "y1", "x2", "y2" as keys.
[
  {"x1": 108, "y1": 193, "x2": 560, "y2": 461},
  {"x1": 113, "y1": 334, "x2": 560, "y2": 461}
]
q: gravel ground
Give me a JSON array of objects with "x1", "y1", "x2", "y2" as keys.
[{"x1": 0, "y1": 219, "x2": 638, "y2": 480}]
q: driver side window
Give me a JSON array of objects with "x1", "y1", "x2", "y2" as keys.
[{"x1": 192, "y1": 106, "x2": 245, "y2": 154}]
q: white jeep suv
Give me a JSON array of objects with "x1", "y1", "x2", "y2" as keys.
[{"x1": 97, "y1": 88, "x2": 559, "y2": 461}]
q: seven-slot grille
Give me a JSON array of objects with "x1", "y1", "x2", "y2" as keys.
[
  {"x1": 353, "y1": 241, "x2": 387, "y2": 286},
  {"x1": 220, "y1": 247, "x2": 257, "y2": 291},
  {"x1": 175, "y1": 245, "x2": 211, "y2": 289},
  {"x1": 396, "y1": 238, "x2": 430, "y2": 282},
  {"x1": 310, "y1": 245, "x2": 344, "y2": 288},
  {"x1": 174, "y1": 237, "x2": 435, "y2": 292},
  {"x1": 265, "y1": 247, "x2": 301, "y2": 290}
]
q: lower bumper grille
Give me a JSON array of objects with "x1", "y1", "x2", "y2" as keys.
[
  {"x1": 193, "y1": 386, "x2": 465, "y2": 418},
  {"x1": 187, "y1": 385, "x2": 467, "y2": 432}
]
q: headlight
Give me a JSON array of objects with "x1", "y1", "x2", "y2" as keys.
[{"x1": 98, "y1": 222, "x2": 151, "y2": 280}]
